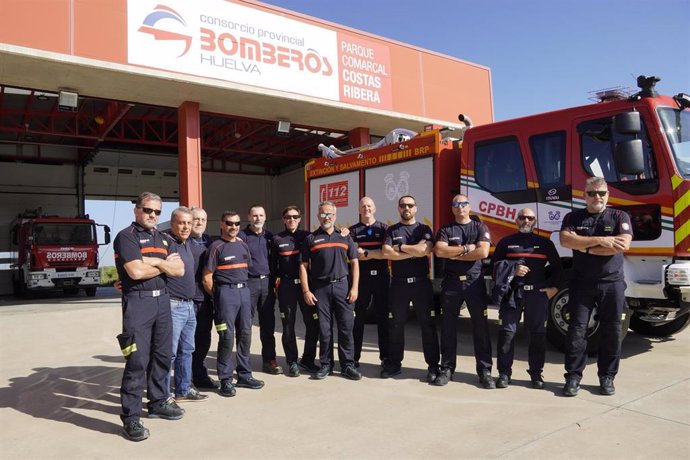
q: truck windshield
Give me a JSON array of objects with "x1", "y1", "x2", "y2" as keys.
[
  {"x1": 32, "y1": 223, "x2": 96, "y2": 245},
  {"x1": 658, "y1": 107, "x2": 690, "y2": 177}
]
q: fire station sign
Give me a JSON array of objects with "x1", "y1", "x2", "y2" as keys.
[{"x1": 127, "y1": 0, "x2": 392, "y2": 110}]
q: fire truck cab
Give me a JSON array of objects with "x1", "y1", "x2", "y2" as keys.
[
  {"x1": 461, "y1": 76, "x2": 690, "y2": 349},
  {"x1": 10, "y1": 210, "x2": 110, "y2": 297}
]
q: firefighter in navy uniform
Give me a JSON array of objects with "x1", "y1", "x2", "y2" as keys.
[
  {"x1": 203, "y1": 211, "x2": 265, "y2": 398},
  {"x1": 491, "y1": 207, "x2": 562, "y2": 389},
  {"x1": 433, "y1": 194, "x2": 494, "y2": 388},
  {"x1": 349, "y1": 197, "x2": 390, "y2": 368},
  {"x1": 114, "y1": 192, "x2": 185, "y2": 442},
  {"x1": 299, "y1": 200, "x2": 361, "y2": 380},
  {"x1": 560, "y1": 177, "x2": 632, "y2": 397},
  {"x1": 381, "y1": 195, "x2": 441, "y2": 382},
  {"x1": 271, "y1": 205, "x2": 320, "y2": 376},
  {"x1": 189, "y1": 207, "x2": 218, "y2": 390},
  {"x1": 239, "y1": 205, "x2": 281, "y2": 375}
]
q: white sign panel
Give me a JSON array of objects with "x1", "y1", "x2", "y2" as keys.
[
  {"x1": 128, "y1": 0, "x2": 339, "y2": 100},
  {"x1": 308, "y1": 171, "x2": 359, "y2": 231},
  {"x1": 364, "y1": 157, "x2": 434, "y2": 228}
]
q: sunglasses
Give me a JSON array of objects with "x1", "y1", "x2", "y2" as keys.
[
  {"x1": 283, "y1": 215, "x2": 301, "y2": 220},
  {"x1": 399, "y1": 203, "x2": 415, "y2": 209},
  {"x1": 518, "y1": 215, "x2": 536, "y2": 221},
  {"x1": 452, "y1": 201, "x2": 470, "y2": 208},
  {"x1": 138, "y1": 207, "x2": 162, "y2": 216},
  {"x1": 224, "y1": 220, "x2": 241, "y2": 227},
  {"x1": 586, "y1": 190, "x2": 608, "y2": 197},
  {"x1": 319, "y1": 213, "x2": 335, "y2": 218}
]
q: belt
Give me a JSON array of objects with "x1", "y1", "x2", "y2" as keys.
[
  {"x1": 126, "y1": 288, "x2": 168, "y2": 298},
  {"x1": 249, "y1": 274, "x2": 268, "y2": 279},
  {"x1": 392, "y1": 276, "x2": 425, "y2": 284},
  {"x1": 315, "y1": 276, "x2": 347, "y2": 284},
  {"x1": 170, "y1": 297, "x2": 193, "y2": 302},
  {"x1": 448, "y1": 274, "x2": 474, "y2": 281},
  {"x1": 522, "y1": 284, "x2": 535, "y2": 291},
  {"x1": 219, "y1": 282, "x2": 247, "y2": 289}
]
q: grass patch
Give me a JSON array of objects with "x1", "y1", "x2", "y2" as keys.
[{"x1": 100, "y1": 266, "x2": 118, "y2": 286}]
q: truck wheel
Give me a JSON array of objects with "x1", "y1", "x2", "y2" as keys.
[
  {"x1": 85, "y1": 287, "x2": 98, "y2": 297},
  {"x1": 629, "y1": 311, "x2": 690, "y2": 337}
]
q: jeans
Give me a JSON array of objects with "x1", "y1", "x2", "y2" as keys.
[{"x1": 165, "y1": 298, "x2": 197, "y2": 397}]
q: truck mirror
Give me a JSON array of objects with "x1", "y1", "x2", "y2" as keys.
[
  {"x1": 615, "y1": 139, "x2": 645, "y2": 175},
  {"x1": 104, "y1": 226, "x2": 111, "y2": 245},
  {"x1": 614, "y1": 111, "x2": 641, "y2": 134}
]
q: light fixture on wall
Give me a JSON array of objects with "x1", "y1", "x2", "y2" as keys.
[
  {"x1": 58, "y1": 89, "x2": 79, "y2": 112},
  {"x1": 276, "y1": 120, "x2": 291, "y2": 137}
]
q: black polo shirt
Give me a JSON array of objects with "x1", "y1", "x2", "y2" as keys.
[
  {"x1": 492, "y1": 232, "x2": 562, "y2": 287},
  {"x1": 206, "y1": 238, "x2": 251, "y2": 285},
  {"x1": 239, "y1": 226, "x2": 273, "y2": 277},
  {"x1": 349, "y1": 220, "x2": 389, "y2": 275},
  {"x1": 560, "y1": 207, "x2": 633, "y2": 282},
  {"x1": 163, "y1": 232, "x2": 196, "y2": 300},
  {"x1": 301, "y1": 227, "x2": 358, "y2": 281},
  {"x1": 272, "y1": 229, "x2": 309, "y2": 279},
  {"x1": 114, "y1": 221, "x2": 176, "y2": 292},
  {"x1": 189, "y1": 234, "x2": 213, "y2": 302},
  {"x1": 384, "y1": 222, "x2": 434, "y2": 278},
  {"x1": 436, "y1": 220, "x2": 491, "y2": 279}
]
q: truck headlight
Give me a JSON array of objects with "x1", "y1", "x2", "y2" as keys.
[
  {"x1": 667, "y1": 265, "x2": 690, "y2": 285},
  {"x1": 30, "y1": 274, "x2": 47, "y2": 280}
]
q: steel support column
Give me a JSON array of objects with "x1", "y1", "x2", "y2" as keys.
[{"x1": 178, "y1": 101, "x2": 203, "y2": 207}]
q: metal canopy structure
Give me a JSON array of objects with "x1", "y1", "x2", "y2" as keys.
[{"x1": 0, "y1": 84, "x2": 348, "y2": 174}]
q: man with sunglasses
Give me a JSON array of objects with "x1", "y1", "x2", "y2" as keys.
[
  {"x1": 271, "y1": 206, "x2": 319, "y2": 376},
  {"x1": 239, "y1": 205, "x2": 281, "y2": 375},
  {"x1": 381, "y1": 195, "x2": 440, "y2": 382},
  {"x1": 491, "y1": 208, "x2": 562, "y2": 389},
  {"x1": 433, "y1": 195, "x2": 494, "y2": 388},
  {"x1": 560, "y1": 177, "x2": 632, "y2": 397},
  {"x1": 299, "y1": 201, "x2": 361, "y2": 380},
  {"x1": 203, "y1": 211, "x2": 265, "y2": 398},
  {"x1": 349, "y1": 197, "x2": 390, "y2": 369},
  {"x1": 114, "y1": 192, "x2": 185, "y2": 441}
]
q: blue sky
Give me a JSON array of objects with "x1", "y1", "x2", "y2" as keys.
[
  {"x1": 91, "y1": 0, "x2": 689, "y2": 266},
  {"x1": 262, "y1": 0, "x2": 689, "y2": 120}
]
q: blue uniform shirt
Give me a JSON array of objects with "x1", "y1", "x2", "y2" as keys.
[
  {"x1": 560, "y1": 207, "x2": 633, "y2": 282},
  {"x1": 436, "y1": 220, "x2": 491, "y2": 279},
  {"x1": 114, "y1": 222, "x2": 176, "y2": 292},
  {"x1": 384, "y1": 222, "x2": 434, "y2": 278},
  {"x1": 272, "y1": 229, "x2": 309, "y2": 279},
  {"x1": 189, "y1": 234, "x2": 213, "y2": 301},
  {"x1": 349, "y1": 220, "x2": 389, "y2": 275},
  {"x1": 239, "y1": 226, "x2": 273, "y2": 277},
  {"x1": 162, "y1": 232, "x2": 196, "y2": 300},
  {"x1": 492, "y1": 232, "x2": 562, "y2": 287},
  {"x1": 301, "y1": 227, "x2": 358, "y2": 280},
  {"x1": 206, "y1": 238, "x2": 251, "y2": 285}
]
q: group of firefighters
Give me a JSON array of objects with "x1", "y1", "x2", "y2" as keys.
[{"x1": 114, "y1": 175, "x2": 632, "y2": 442}]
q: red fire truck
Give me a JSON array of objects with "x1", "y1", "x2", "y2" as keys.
[
  {"x1": 10, "y1": 209, "x2": 110, "y2": 297},
  {"x1": 305, "y1": 75, "x2": 690, "y2": 350}
]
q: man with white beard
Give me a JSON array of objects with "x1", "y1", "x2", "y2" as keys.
[{"x1": 491, "y1": 207, "x2": 561, "y2": 390}]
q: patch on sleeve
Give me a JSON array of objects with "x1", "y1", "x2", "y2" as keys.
[{"x1": 622, "y1": 223, "x2": 630, "y2": 231}]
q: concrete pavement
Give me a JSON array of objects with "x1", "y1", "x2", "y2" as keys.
[{"x1": 0, "y1": 289, "x2": 688, "y2": 459}]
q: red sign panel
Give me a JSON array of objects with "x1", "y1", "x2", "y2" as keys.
[{"x1": 319, "y1": 180, "x2": 349, "y2": 208}]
